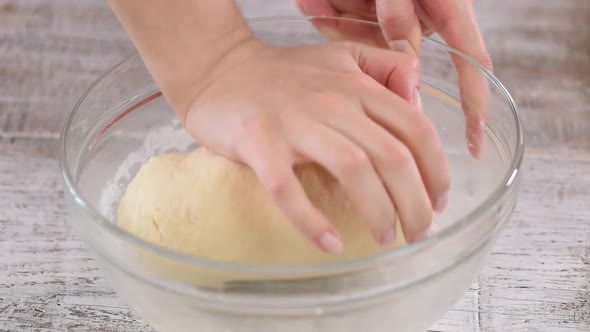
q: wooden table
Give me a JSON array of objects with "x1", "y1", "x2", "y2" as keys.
[{"x1": 1, "y1": 0, "x2": 588, "y2": 331}]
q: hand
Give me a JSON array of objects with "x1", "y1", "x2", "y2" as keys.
[
  {"x1": 296, "y1": 0, "x2": 492, "y2": 158},
  {"x1": 108, "y1": 0, "x2": 449, "y2": 253},
  {"x1": 183, "y1": 38, "x2": 450, "y2": 253}
]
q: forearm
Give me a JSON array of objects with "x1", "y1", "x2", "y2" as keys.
[{"x1": 108, "y1": 0, "x2": 252, "y2": 116}]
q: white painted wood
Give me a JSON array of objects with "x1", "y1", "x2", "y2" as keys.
[
  {"x1": 0, "y1": 0, "x2": 589, "y2": 331},
  {"x1": 0, "y1": 142, "x2": 588, "y2": 331},
  {"x1": 1, "y1": 0, "x2": 588, "y2": 152}
]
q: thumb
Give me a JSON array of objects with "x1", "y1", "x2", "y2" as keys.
[
  {"x1": 343, "y1": 42, "x2": 421, "y2": 103},
  {"x1": 376, "y1": 0, "x2": 422, "y2": 56}
]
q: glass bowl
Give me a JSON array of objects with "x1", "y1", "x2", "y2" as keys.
[{"x1": 59, "y1": 16, "x2": 523, "y2": 332}]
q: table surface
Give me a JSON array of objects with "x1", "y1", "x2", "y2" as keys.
[{"x1": 1, "y1": 0, "x2": 589, "y2": 331}]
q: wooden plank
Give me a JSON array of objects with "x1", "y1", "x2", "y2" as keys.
[
  {"x1": 476, "y1": 156, "x2": 590, "y2": 331},
  {"x1": 0, "y1": 0, "x2": 589, "y2": 154},
  {"x1": 432, "y1": 155, "x2": 590, "y2": 332},
  {"x1": 476, "y1": 0, "x2": 590, "y2": 154},
  {"x1": 0, "y1": 140, "x2": 149, "y2": 331},
  {"x1": 0, "y1": 0, "x2": 133, "y2": 137},
  {"x1": 0, "y1": 140, "x2": 588, "y2": 331}
]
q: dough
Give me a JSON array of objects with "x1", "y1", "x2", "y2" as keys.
[{"x1": 118, "y1": 147, "x2": 406, "y2": 266}]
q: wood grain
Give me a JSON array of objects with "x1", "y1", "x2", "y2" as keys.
[
  {"x1": 0, "y1": 0, "x2": 589, "y2": 331},
  {"x1": 477, "y1": 0, "x2": 590, "y2": 154},
  {"x1": 1, "y1": 0, "x2": 589, "y2": 152},
  {"x1": 0, "y1": 0, "x2": 132, "y2": 138},
  {"x1": 0, "y1": 140, "x2": 147, "y2": 331},
  {"x1": 477, "y1": 156, "x2": 590, "y2": 331}
]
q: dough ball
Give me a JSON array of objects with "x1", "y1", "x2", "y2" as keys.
[{"x1": 118, "y1": 147, "x2": 405, "y2": 265}]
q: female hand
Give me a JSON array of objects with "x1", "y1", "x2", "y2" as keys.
[
  {"x1": 296, "y1": 0, "x2": 492, "y2": 158},
  {"x1": 184, "y1": 38, "x2": 450, "y2": 253},
  {"x1": 108, "y1": 0, "x2": 449, "y2": 253}
]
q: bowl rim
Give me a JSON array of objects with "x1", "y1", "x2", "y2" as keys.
[{"x1": 58, "y1": 16, "x2": 524, "y2": 278}]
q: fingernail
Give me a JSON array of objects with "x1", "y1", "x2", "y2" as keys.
[
  {"x1": 467, "y1": 120, "x2": 486, "y2": 159},
  {"x1": 413, "y1": 228, "x2": 432, "y2": 242},
  {"x1": 412, "y1": 87, "x2": 422, "y2": 111},
  {"x1": 320, "y1": 232, "x2": 343, "y2": 254},
  {"x1": 435, "y1": 191, "x2": 449, "y2": 213},
  {"x1": 388, "y1": 39, "x2": 416, "y2": 56},
  {"x1": 380, "y1": 225, "x2": 397, "y2": 246}
]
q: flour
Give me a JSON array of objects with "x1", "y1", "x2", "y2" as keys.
[{"x1": 98, "y1": 118, "x2": 194, "y2": 221}]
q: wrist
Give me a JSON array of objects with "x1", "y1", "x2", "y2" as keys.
[
  {"x1": 157, "y1": 24, "x2": 256, "y2": 116},
  {"x1": 108, "y1": 0, "x2": 254, "y2": 116}
]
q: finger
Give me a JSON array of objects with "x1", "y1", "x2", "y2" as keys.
[
  {"x1": 343, "y1": 43, "x2": 420, "y2": 103},
  {"x1": 295, "y1": 0, "x2": 340, "y2": 17},
  {"x1": 237, "y1": 117, "x2": 343, "y2": 254},
  {"x1": 375, "y1": 0, "x2": 423, "y2": 55},
  {"x1": 296, "y1": 0, "x2": 375, "y2": 18},
  {"x1": 296, "y1": 0, "x2": 389, "y2": 48},
  {"x1": 416, "y1": 0, "x2": 492, "y2": 158},
  {"x1": 312, "y1": 101, "x2": 433, "y2": 243},
  {"x1": 286, "y1": 113, "x2": 397, "y2": 246},
  {"x1": 420, "y1": 20, "x2": 433, "y2": 36},
  {"x1": 359, "y1": 78, "x2": 450, "y2": 215}
]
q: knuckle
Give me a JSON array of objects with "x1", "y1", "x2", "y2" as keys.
[
  {"x1": 235, "y1": 114, "x2": 278, "y2": 156},
  {"x1": 410, "y1": 113, "x2": 439, "y2": 143},
  {"x1": 313, "y1": 92, "x2": 343, "y2": 108},
  {"x1": 376, "y1": 0, "x2": 414, "y2": 28},
  {"x1": 263, "y1": 172, "x2": 292, "y2": 199},
  {"x1": 380, "y1": 143, "x2": 414, "y2": 168},
  {"x1": 378, "y1": 12, "x2": 413, "y2": 28},
  {"x1": 417, "y1": 119, "x2": 438, "y2": 143},
  {"x1": 240, "y1": 113, "x2": 276, "y2": 136},
  {"x1": 398, "y1": 54, "x2": 422, "y2": 79},
  {"x1": 438, "y1": 16, "x2": 454, "y2": 37},
  {"x1": 338, "y1": 146, "x2": 370, "y2": 175},
  {"x1": 392, "y1": 52, "x2": 421, "y2": 75},
  {"x1": 311, "y1": 92, "x2": 350, "y2": 115}
]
